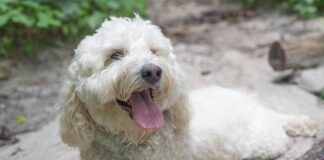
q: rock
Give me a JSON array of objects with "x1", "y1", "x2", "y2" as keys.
[
  {"x1": 297, "y1": 139, "x2": 324, "y2": 160},
  {"x1": 201, "y1": 70, "x2": 211, "y2": 75},
  {"x1": 0, "y1": 125, "x2": 18, "y2": 147},
  {"x1": 295, "y1": 66, "x2": 324, "y2": 93},
  {"x1": 0, "y1": 125, "x2": 14, "y2": 141}
]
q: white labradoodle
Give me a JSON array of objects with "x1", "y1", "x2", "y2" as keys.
[{"x1": 59, "y1": 16, "x2": 319, "y2": 160}]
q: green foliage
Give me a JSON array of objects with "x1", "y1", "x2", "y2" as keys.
[
  {"x1": 240, "y1": 0, "x2": 280, "y2": 9},
  {"x1": 283, "y1": 0, "x2": 324, "y2": 18},
  {"x1": 320, "y1": 89, "x2": 324, "y2": 100},
  {"x1": 15, "y1": 114, "x2": 26, "y2": 125},
  {"x1": 240, "y1": 0, "x2": 324, "y2": 19},
  {"x1": 0, "y1": 0, "x2": 147, "y2": 56}
]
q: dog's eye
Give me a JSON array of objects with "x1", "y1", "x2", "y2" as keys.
[{"x1": 111, "y1": 50, "x2": 124, "y2": 60}]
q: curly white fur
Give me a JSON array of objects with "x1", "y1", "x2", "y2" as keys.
[{"x1": 59, "y1": 16, "x2": 319, "y2": 160}]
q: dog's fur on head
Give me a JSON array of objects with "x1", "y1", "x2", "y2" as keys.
[
  {"x1": 59, "y1": 15, "x2": 189, "y2": 149},
  {"x1": 59, "y1": 15, "x2": 319, "y2": 160}
]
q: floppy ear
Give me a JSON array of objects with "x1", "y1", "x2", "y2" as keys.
[
  {"x1": 162, "y1": 54, "x2": 191, "y2": 133},
  {"x1": 165, "y1": 93, "x2": 190, "y2": 133},
  {"x1": 59, "y1": 81, "x2": 95, "y2": 149}
]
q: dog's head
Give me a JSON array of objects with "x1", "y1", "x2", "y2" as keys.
[{"x1": 59, "y1": 16, "x2": 189, "y2": 149}]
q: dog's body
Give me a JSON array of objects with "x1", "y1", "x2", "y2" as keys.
[{"x1": 59, "y1": 16, "x2": 318, "y2": 160}]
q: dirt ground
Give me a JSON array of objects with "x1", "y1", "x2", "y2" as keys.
[
  {"x1": 0, "y1": 47, "x2": 74, "y2": 138},
  {"x1": 0, "y1": 1, "x2": 324, "y2": 160}
]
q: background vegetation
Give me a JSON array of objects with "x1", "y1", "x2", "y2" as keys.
[
  {"x1": 1, "y1": 0, "x2": 324, "y2": 57},
  {"x1": 241, "y1": 0, "x2": 324, "y2": 19},
  {"x1": 0, "y1": 0, "x2": 147, "y2": 56}
]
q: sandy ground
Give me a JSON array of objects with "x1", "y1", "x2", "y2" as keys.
[
  {"x1": 0, "y1": 47, "x2": 73, "y2": 136},
  {"x1": 0, "y1": 2, "x2": 324, "y2": 160}
]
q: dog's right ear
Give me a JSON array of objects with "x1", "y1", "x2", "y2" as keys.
[{"x1": 59, "y1": 80, "x2": 95, "y2": 150}]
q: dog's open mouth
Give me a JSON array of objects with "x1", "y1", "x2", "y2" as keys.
[{"x1": 116, "y1": 88, "x2": 164, "y2": 130}]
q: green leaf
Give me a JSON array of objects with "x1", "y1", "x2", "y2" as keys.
[
  {"x1": 0, "y1": 2, "x2": 9, "y2": 12},
  {"x1": 36, "y1": 12, "x2": 52, "y2": 28},
  {"x1": 21, "y1": 0, "x2": 41, "y2": 10},
  {"x1": 88, "y1": 11, "x2": 106, "y2": 29},
  {"x1": 306, "y1": 0, "x2": 315, "y2": 4},
  {"x1": 12, "y1": 13, "x2": 33, "y2": 27},
  {"x1": 1, "y1": 0, "x2": 16, "y2": 4},
  {"x1": 320, "y1": 89, "x2": 324, "y2": 99},
  {"x1": 15, "y1": 114, "x2": 26, "y2": 125},
  {"x1": 51, "y1": 19, "x2": 61, "y2": 27},
  {"x1": 52, "y1": 10, "x2": 65, "y2": 19},
  {"x1": 0, "y1": 15, "x2": 9, "y2": 27},
  {"x1": 107, "y1": 0, "x2": 121, "y2": 10}
]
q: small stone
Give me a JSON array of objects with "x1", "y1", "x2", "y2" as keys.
[
  {"x1": 295, "y1": 66, "x2": 324, "y2": 92},
  {"x1": 0, "y1": 125, "x2": 13, "y2": 141},
  {"x1": 201, "y1": 70, "x2": 211, "y2": 75}
]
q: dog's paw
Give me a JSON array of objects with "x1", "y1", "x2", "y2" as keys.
[{"x1": 284, "y1": 116, "x2": 319, "y2": 137}]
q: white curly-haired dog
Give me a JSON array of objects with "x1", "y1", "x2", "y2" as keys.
[{"x1": 59, "y1": 16, "x2": 319, "y2": 160}]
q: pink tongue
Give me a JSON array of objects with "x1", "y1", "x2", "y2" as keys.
[{"x1": 129, "y1": 90, "x2": 164, "y2": 129}]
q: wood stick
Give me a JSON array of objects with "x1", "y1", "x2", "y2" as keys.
[{"x1": 268, "y1": 35, "x2": 324, "y2": 71}]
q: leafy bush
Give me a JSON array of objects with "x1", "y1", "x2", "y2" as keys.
[
  {"x1": 0, "y1": 0, "x2": 147, "y2": 56},
  {"x1": 240, "y1": 0, "x2": 281, "y2": 9},
  {"x1": 240, "y1": 0, "x2": 324, "y2": 19},
  {"x1": 282, "y1": 0, "x2": 324, "y2": 18}
]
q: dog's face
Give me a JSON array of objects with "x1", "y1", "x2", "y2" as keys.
[{"x1": 60, "y1": 17, "x2": 188, "y2": 147}]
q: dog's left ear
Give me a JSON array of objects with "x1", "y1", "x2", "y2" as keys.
[
  {"x1": 165, "y1": 93, "x2": 190, "y2": 133},
  {"x1": 59, "y1": 81, "x2": 95, "y2": 150},
  {"x1": 162, "y1": 53, "x2": 191, "y2": 133}
]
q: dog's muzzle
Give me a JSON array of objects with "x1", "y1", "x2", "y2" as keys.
[{"x1": 115, "y1": 88, "x2": 164, "y2": 130}]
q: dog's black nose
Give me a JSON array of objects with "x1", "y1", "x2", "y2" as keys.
[{"x1": 140, "y1": 63, "x2": 162, "y2": 84}]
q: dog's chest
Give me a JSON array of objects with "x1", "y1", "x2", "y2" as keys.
[{"x1": 81, "y1": 128, "x2": 190, "y2": 160}]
